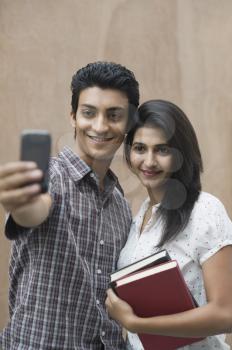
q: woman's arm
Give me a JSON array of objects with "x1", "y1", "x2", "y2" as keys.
[{"x1": 106, "y1": 245, "x2": 232, "y2": 338}]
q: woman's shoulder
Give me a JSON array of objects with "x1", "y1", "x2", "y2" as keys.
[
  {"x1": 186, "y1": 192, "x2": 232, "y2": 265},
  {"x1": 194, "y1": 191, "x2": 226, "y2": 213},
  {"x1": 189, "y1": 191, "x2": 232, "y2": 231}
]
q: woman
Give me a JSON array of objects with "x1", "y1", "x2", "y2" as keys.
[{"x1": 105, "y1": 100, "x2": 232, "y2": 349}]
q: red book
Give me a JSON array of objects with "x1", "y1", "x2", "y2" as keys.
[{"x1": 114, "y1": 260, "x2": 204, "y2": 350}]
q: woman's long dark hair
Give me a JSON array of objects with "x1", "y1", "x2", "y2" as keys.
[{"x1": 124, "y1": 100, "x2": 203, "y2": 247}]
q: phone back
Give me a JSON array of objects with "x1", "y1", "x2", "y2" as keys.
[{"x1": 20, "y1": 130, "x2": 51, "y2": 192}]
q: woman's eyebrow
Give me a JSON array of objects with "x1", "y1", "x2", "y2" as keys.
[
  {"x1": 132, "y1": 142, "x2": 168, "y2": 147},
  {"x1": 155, "y1": 143, "x2": 169, "y2": 147},
  {"x1": 132, "y1": 141, "x2": 144, "y2": 145}
]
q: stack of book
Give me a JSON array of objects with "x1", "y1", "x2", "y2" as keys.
[{"x1": 110, "y1": 250, "x2": 203, "y2": 350}]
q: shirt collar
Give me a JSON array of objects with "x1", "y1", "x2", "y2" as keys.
[
  {"x1": 58, "y1": 146, "x2": 92, "y2": 182},
  {"x1": 133, "y1": 197, "x2": 160, "y2": 223},
  {"x1": 58, "y1": 146, "x2": 122, "y2": 194},
  {"x1": 144, "y1": 197, "x2": 160, "y2": 211}
]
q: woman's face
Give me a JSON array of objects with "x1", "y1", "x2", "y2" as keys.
[{"x1": 130, "y1": 126, "x2": 174, "y2": 194}]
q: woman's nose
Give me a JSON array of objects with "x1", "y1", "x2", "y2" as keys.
[{"x1": 144, "y1": 152, "x2": 157, "y2": 167}]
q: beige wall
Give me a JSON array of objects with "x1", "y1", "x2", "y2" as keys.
[{"x1": 0, "y1": 0, "x2": 232, "y2": 345}]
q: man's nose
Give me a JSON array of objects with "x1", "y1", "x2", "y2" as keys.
[{"x1": 92, "y1": 115, "x2": 109, "y2": 133}]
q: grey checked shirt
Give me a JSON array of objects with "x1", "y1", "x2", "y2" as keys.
[{"x1": 0, "y1": 146, "x2": 132, "y2": 350}]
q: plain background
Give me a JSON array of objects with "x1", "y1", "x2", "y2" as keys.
[{"x1": 0, "y1": 0, "x2": 232, "y2": 345}]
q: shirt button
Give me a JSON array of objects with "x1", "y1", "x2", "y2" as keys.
[
  {"x1": 90, "y1": 173, "x2": 94, "y2": 178},
  {"x1": 96, "y1": 299, "x2": 100, "y2": 305},
  {"x1": 97, "y1": 269, "x2": 102, "y2": 274},
  {"x1": 99, "y1": 240, "x2": 104, "y2": 245},
  {"x1": 101, "y1": 331, "x2": 105, "y2": 337}
]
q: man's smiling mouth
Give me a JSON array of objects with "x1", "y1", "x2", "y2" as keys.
[{"x1": 87, "y1": 135, "x2": 114, "y2": 143}]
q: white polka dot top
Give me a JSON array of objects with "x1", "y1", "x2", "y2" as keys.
[{"x1": 118, "y1": 192, "x2": 232, "y2": 350}]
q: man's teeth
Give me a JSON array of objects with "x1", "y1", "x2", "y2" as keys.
[{"x1": 89, "y1": 136, "x2": 112, "y2": 141}]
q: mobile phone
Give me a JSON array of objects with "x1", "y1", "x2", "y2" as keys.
[{"x1": 20, "y1": 130, "x2": 51, "y2": 193}]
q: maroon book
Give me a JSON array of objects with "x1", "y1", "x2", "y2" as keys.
[{"x1": 114, "y1": 260, "x2": 204, "y2": 350}]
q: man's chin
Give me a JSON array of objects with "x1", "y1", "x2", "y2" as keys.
[
  {"x1": 88, "y1": 151, "x2": 115, "y2": 163},
  {"x1": 93, "y1": 153, "x2": 114, "y2": 162}
]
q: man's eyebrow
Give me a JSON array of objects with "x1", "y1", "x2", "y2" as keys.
[
  {"x1": 107, "y1": 107, "x2": 125, "y2": 111},
  {"x1": 80, "y1": 104, "x2": 96, "y2": 109},
  {"x1": 79, "y1": 105, "x2": 125, "y2": 111}
]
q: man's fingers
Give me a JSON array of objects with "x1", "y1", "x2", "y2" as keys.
[
  {"x1": 0, "y1": 169, "x2": 43, "y2": 191},
  {"x1": 0, "y1": 162, "x2": 43, "y2": 213},
  {"x1": 0, "y1": 184, "x2": 41, "y2": 211},
  {"x1": 0, "y1": 161, "x2": 37, "y2": 177}
]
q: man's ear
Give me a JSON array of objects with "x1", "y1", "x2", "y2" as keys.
[{"x1": 70, "y1": 111, "x2": 76, "y2": 128}]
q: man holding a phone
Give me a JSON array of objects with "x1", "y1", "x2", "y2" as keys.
[{"x1": 0, "y1": 61, "x2": 139, "y2": 349}]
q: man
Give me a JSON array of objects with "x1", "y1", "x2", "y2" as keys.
[{"x1": 0, "y1": 61, "x2": 139, "y2": 349}]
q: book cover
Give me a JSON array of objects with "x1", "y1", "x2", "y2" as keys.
[
  {"x1": 111, "y1": 249, "x2": 171, "y2": 283},
  {"x1": 115, "y1": 260, "x2": 203, "y2": 350}
]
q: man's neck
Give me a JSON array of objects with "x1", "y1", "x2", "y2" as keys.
[
  {"x1": 91, "y1": 159, "x2": 112, "y2": 190},
  {"x1": 72, "y1": 144, "x2": 112, "y2": 190}
]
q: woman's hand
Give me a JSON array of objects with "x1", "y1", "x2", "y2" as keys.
[{"x1": 105, "y1": 288, "x2": 138, "y2": 332}]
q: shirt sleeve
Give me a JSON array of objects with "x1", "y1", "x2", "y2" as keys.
[
  {"x1": 190, "y1": 195, "x2": 232, "y2": 265},
  {"x1": 5, "y1": 214, "x2": 33, "y2": 240}
]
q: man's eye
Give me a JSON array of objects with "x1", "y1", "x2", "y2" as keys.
[
  {"x1": 82, "y1": 110, "x2": 95, "y2": 117},
  {"x1": 108, "y1": 111, "x2": 122, "y2": 121}
]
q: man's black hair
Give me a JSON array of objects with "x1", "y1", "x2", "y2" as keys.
[{"x1": 71, "y1": 61, "x2": 139, "y2": 133}]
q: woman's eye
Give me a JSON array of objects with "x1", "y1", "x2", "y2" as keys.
[
  {"x1": 157, "y1": 146, "x2": 170, "y2": 155},
  {"x1": 133, "y1": 144, "x2": 145, "y2": 153}
]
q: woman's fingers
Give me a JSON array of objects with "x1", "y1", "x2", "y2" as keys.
[{"x1": 106, "y1": 288, "x2": 118, "y2": 302}]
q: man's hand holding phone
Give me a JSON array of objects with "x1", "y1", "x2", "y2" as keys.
[
  {"x1": 0, "y1": 130, "x2": 52, "y2": 228},
  {"x1": 0, "y1": 161, "x2": 43, "y2": 213}
]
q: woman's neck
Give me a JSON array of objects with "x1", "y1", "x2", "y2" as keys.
[{"x1": 147, "y1": 186, "x2": 165, "y2": 206}]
